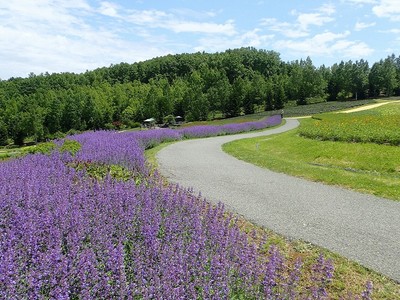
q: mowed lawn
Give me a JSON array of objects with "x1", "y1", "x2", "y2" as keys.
[{"x1": 223, "y1": 103, "x2": 400, "y2": 201}]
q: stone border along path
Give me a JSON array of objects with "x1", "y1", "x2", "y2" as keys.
[{"x1": 157, "y1": 118, "x2": 400, "y2": 282}]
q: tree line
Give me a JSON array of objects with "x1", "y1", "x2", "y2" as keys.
[{"x1": 1, "y1": 47, "x2": 399, "y2": 145}]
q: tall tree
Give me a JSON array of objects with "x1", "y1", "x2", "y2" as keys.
[
  {"x1": 184, "y1": 71, "x2": 208, "y2": 121},
  {"x1": 288, "y1": 57, "x2": 326, "y2": 104}
]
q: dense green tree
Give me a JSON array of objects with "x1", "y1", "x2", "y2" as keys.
[
  {"x1": 369, "y1": 56, "x2": 397, "y2": 97},
  {"x1": 394, "y1": 55, "x2": 400, "y2": 95},
  {"x1": 61, "y1": 90, "x2": 83, "y2": 131},
  {"x1": 0, "y1": 118, "x2": 8, "y2": 146},
  {"x1": 350, "y1": 60, "x2": 369, "y2": 100},
  {"x1": 170, "y1": 78, "x2": 188, "y2": 118},
  {"x1": 154, "y1": 78, "x2": 173, "y2": 122},
  {"x1": 264, "y1": 79, "x2": 274, "y2": 111},
  {"x1": 245, "y1": 72, "x2": 266, "y2": 114},
  {"x1": 1, "y1": 47, "x2": 398, "y2": 145},
  {"x1": 143, "y1": 84, "x2": 161, "y2": 121},
  {"x1": 184, "y1": 71, "x2": 209, "y2": 121},
  {"x1": 225, "y1": 77, "x2": 247, "y2": 117},
  {"x1": 274, "y1": 80, "x2": 286, "y2": 110},
  {"x1": 290, "y1": 57, "x2": 326, "y2": 104}
]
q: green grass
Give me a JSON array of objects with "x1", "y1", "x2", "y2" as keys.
[
  {"x1": 223, "y1": 124, "x2": 400, "y2": 201},
  {"x1": 299, "y1": 103, "x2": 400, "y2": 145},
  {"x1": 145, "y1": 141, "x2": 177, "y2": 169}
]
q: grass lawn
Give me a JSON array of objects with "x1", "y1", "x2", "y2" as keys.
[{"x1": 223, "y1": 105, "x2": 400, "y2": 201}]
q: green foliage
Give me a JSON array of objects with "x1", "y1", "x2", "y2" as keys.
[
  {"x1": 163, "y1": 114, "x2": 175, "y2": 125},
  {"x1": 23, "y1": 142, "x2": 56, "y2": 155},
  {"x1": 1, "y1": 48, "x2": 400, "y2": 143},
  {"x1": 369, "y1": 56, "x2": 398, "y2": 97},
  {"x1": 73, "y1": 162, "x2": 137, "y2": 182},
  {"x1": 0, "y1": 119, "x2": 8, "y2": 146},
  {"x1": 328, "y1": 59, "x2": 370, "y2": 101},
  {"x1": 299, "y1": 103, "x2": 400, "y2": 145},
  {"x1": 59, "y1": 139, "x2": 81, "y2": 156}
]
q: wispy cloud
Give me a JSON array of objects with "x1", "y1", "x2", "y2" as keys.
[
  {"x1": 194, "y1": 29, "x2": 273, "y2": 52},
  {"x1": 372, "y1": 0, "x2": 400, "y2": 21},
  {"x1": 0, "y1": 0, "x2": 169, "y2": 78},
  {"x1": 274, "y1": 31, "x2": 374, "y2": 60},
  {"x1": 0, "y1": 0, "x2": 237, "y2": 78},
  {"x1": 354, "y1": 21, "x2": 376, "y2": 31},
  {"x1": 122, "y1": 9, "x2": 236, "y2": 36},
  {"x1": 98, "y1": 1, "x2": 119, "y2": 17},
  {"x1": 345, "y1": 0, "x2": 378, "y2": 5},
  {"x1": 162, "y1": 20, "x2": 236, "y2": 35},
  {"x1": 261, "y1": 4, "x2": 335, "y2": 38},
  {"x1": 260, "y1": 18, "x2": 309, "y2": 38}
]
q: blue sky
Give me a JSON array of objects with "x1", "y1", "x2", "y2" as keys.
[{"x1": 1, "y1": 0, "x2": 399, "y2": 79}]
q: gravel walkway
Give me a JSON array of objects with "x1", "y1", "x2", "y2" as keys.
[{"x1": 157, "y1": 119, "x2": 400, "y2": 282}]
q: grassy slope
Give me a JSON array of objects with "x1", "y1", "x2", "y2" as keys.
[
  {"x1": 223, "y1": 127, "x2": 400, "y2": 201},
  {"x1": 223, "y1": 102, "x2": 400, "y2": 201}
]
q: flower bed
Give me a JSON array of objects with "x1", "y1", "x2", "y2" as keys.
[{"x1": 0, "y1": 115, "x2": 371, "y2": 299}]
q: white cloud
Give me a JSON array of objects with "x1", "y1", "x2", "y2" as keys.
[
  {"x1": 386, "y1": 28, "x2": 400, "y2": 34},
  {"x1": 373, "y1": 0, "x2": 400, "y2": 21},
  {"x1": 355, "y1": 21, "x2": 376, "y2": 30},
  {"x1": 345, "y1": 0, "x2": 378, "y2": 4},
  {"x1": 98, "y1": 1, "x2": 120, "y2": 17},
  {"x1": 126, "y1": 9, "x2": 169, "y2": 25},
  {"x1": 124, "y1": 9, "x2": 236, "y2": 36},
  {"x1": 194, "y1": 29, "x2": 273, "y2": 52},
  {"x1": 260, "y1": 18, "x2": 308, "y2": 38},
  {"x1": 262, "y1": 4, "x2": 335, "y2": 38},
  {"x1": 0, "y1": 0, "x2": 168, "y2": 78},
  {"x1": 0, "y1": 0, "x2": 240, "y2": 78},
  {"x1": 297, "y1": 12, "x2": 334, "y2": 31},
  {"x1": 163, "y1": 20, "x2": 236, "y2": 35},
  {"x1": 274, "y1": 31, "x2": 374, "y2": 59},
  {"x1": 170, "y1": 8, "x2": 219, "y2": 19},
  {"x1": 318, "y1": 3, "x2": 336, "y2": 15}
]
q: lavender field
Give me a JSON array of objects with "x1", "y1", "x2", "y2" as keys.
[{"x1": 0, "y1": 115, "x2": 371, "y2": 299}]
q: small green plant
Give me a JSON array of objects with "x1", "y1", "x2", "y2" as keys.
[
  {"x1": 23, "y1": 142, "x2": 57, "y2": 155},
  {"x1": 60, "y1": 139, "x2": 81, "y2": 156}
]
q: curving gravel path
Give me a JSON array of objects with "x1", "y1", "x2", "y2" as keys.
[{"x1": 156, "y1": 119, "x2": 400, "y2": 282}]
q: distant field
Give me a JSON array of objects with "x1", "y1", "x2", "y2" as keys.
[
  {"x1": 181, "y1": 99, "x2": 379, "y2": 127},
  {"x1": 299, "y1": 102, "x2": 400, "y2": 146}
]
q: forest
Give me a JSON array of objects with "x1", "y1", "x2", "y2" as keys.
[{"x1": 0, "y1": 47, "x2": 399, "y2": 145}]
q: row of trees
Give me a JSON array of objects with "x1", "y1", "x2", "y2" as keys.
[{"x1": 1, "y1": 48, "x2": 400, "y2": 145}]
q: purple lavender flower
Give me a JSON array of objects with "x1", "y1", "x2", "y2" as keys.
[{"x1": 0, "y1": 113, "x2": 368, "y2": 299}]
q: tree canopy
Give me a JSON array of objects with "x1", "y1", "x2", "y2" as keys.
[{"x1": 1, "y1": 47, "x2": 399, "y2": 145}]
